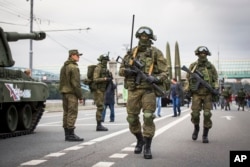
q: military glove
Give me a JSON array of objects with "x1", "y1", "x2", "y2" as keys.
[
  {"x1": 146, "y1": 75, "x2": 159, "y2": 84},
  {"x1": 124, "y1": 68, "x2": 137, "y2": 76}
]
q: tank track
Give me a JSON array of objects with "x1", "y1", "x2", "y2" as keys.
[{"x1": 0, "y1": 104, "x2": 45, "y2": 139}]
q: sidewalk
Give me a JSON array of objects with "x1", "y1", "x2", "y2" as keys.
[
  {"x1": 45, "y1": 99, "x2": 125, "y2": 112},
  {"x1": 45, "y1": 99, "x2": 97, "y2": 112}
]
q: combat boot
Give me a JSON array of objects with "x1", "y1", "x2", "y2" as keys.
[
  {"x1": 64, "y1": 128, "x2": 69, "y2": 141},
  {"x1": 192, "y1": 124, "x2": 199, "y2": 140},
  {"x1": 134, "y1": 133, "x2": 145, "y2": 154},
  {"x1": 144, "y1": 137, "x2": 153, "y2": 159},
  {"x1": 96, "y1": 121, "x2": 108, "y2": 131},
  {"x1": 66, "y1": 128, "x2": 84, "y2": 142},
  {"x1": 202, "y1": 127, "x2": 209, "y2": 143}
]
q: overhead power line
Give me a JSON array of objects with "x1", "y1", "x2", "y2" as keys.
[
  {"x1": 43, "y1": 28, "x2": 91, "y2": 32},
  {"x1": 0, "y1": 21, "x2": 27, "y2": 26}
]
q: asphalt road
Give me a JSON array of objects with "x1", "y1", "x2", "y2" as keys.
[{"x1": 0, "y1": 103, "x2": 250, "y2": 167}]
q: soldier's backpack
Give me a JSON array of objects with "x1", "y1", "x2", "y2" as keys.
[{"x1": 83, "y1": 65, "x2": 97, "y2": 91}]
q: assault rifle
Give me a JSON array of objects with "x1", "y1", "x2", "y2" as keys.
[
  {"x1": 116, "y1": 56, "x2": 166, "y2": 96},
  {"x1": 181, "y1": 65, "x2": 219, "y2": 95}
]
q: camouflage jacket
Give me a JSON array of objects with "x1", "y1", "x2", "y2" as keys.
[
  {"x1": 59, "y1": 58, "x2": 83, "y2": 99},
  {"x1": 221, "y1": 89, "x2": 231, "y2": 98},
  {"x1": 119, "y1": 46, "x2": 168, "y2": 90},
  {"x1": 237, "y1": 90, "x2": 246, "y2": 98},
  {"x1": 92, "y1": 63, "x2": 110, "y2": 91},
  {"x1": 186, "y1": 60, "x2": 218, "y2": 95}
]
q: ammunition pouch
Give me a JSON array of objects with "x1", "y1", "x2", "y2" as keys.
[
  {"x1": 124, "y1": 78, "x2": 136, "y2": 90},
  {"x1": 189, "y1": 78, "x2": 197, "y2": 92}
]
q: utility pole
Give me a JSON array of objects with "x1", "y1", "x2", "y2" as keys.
[
  {"x1": 29, "y1": 0, "x2": 34, "y2": 75},
  {"x1": 218, "y1": 47, "x2": 220, "y2": 75}
]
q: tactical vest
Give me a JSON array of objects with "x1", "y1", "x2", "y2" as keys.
[
  {"x1": 95, "y1": 64, "x2": 110, "y2": 91},
  {"x1": 125, "y1": 47, "x2": 156, "y2": 90},
  {"x1": 189, "y1": 61, "x2": 215, "y2": 95}
]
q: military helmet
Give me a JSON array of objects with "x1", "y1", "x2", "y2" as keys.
[
  {"x1": 135, "y1": 26, "x2": 156, "y2": 41},
  {"x1": 97, "y1": 54, "x2": 110, "y2": 61},
  {"x1": 195, "y1": 46, "x2": 211, "y2": 56}
]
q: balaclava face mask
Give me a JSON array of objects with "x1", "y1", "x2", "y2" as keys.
[{"x1": 198, "y1": 53, "x2": 208, "y2": 64}]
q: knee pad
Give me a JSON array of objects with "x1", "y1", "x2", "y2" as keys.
[
  {"x1": 143, "y1": 111, "x2": 155, "y2": 126},
  {"x1": 191, "y1": 111, "x2": 200, "y2": 118},
  {"x1": 127, "y1": 115, "x2": 137, "y2": 125},
  {"x1": 204, "y1": 110, "x2": 212, "y2": 118},
  {"x1": 191, "y1": 111, "x2": 200, "y2": 122}
]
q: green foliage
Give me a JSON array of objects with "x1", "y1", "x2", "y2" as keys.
[
  {"x1": 47, "y1": 83, "x2": 61, "y2": 99},
  {"x1": 45, "y1": 82, "x2": 93, "y2": 99}
]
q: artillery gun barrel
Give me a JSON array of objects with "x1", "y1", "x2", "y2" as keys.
[{"x1": 4, "y1": 31, "x2": 46, "y2": 41}]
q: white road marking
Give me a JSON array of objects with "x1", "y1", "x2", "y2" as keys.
[
  {"x1": 131, "y1": 143, "x2": 136, "y2": 146},
  {"x1": 121, "y1": 147, "x2": 134, "y2": 152},
  {"x1": 92, "y1": 162, "x2": 114, "y2": 167},
  {"x1": 45, "y1": 152, "x2": 65, "y2": 157},
  {"x1": 79, "y1": 141, "x2": 96, "y2": 146},
  {"x1": 109, "y1": 153, "x2": 128, "y2": 158},
  {"x1": 64, "y1": 145, "x2": 84, "y2": 151},
  {"x1": 221, "y1": 115, "x2": 234, "y2": 120},
  {"x1": 20, "y1": 160, "x2": 47, "y2": 166},
  {"x1": 90, "y1": 128, "x2": 129, "y2": 142},
  {"x1": 155, "y1": 113, "x2": 190, "y2": 137}
]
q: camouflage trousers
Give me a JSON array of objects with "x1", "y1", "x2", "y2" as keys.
[
  {"x1": 238, "y1": 99, "x2": 245, "y2": 110},
  {"x1": 126, "y1": 89, "x2": 156, "y2": 138},
  {"x1": 62, "y1": 93, "x2": 79, "y2": 129},
  {"x1": 191, "y1": 93, "x2": 212, "y2": 129},
  {"x1": 224, "y1": 98, "x2": 231, "y2": 110},
  {"x1": 93, "y1": 89, "x2": 105, "y2": 122}
]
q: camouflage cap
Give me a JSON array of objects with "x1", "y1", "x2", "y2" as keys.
[{"x1": 69, "y1": 49, "x2": 83, "y2": 56}]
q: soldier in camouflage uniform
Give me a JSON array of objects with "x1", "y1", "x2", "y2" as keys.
[
  {"x1": 92, "y1": 55, "x2": 111, "y2": 131},
  {"x1": 185, "y1": 46, "x2": 218, "y2": 143},
  {"x1": 59, "y1": 49, "x2": 84, "y2": 142},
  {"x1": 119, "y1": 26, "x2": 168, "y2": 159},
  {"x1": 221, "y1": 87, "x2": 231, "y2": 111},
  {"x1": 237, "y1": 88, "x2": 246, "y2": 111}
]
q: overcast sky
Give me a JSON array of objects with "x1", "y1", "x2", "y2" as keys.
[{"x1": 0, "y1": 0, "x2": 250, "y2": 74}]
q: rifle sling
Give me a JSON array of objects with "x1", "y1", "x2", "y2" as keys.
[
  {"x1": 129, "y1": 47, "x2": 138, "y2": 65},
  {"x1": 148, "y1": 48, "x2": 154, "y2": 75},
  {"x1": 129, "y1": 46, "x2": 154, "y2": 76},
  {"x1": 191, "y1": 62, "x2": 211, "y2": 86}
]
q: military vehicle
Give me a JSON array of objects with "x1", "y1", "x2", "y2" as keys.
[{"x1": 0, "y1": 27, "x2": 49, "y2": 139}]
